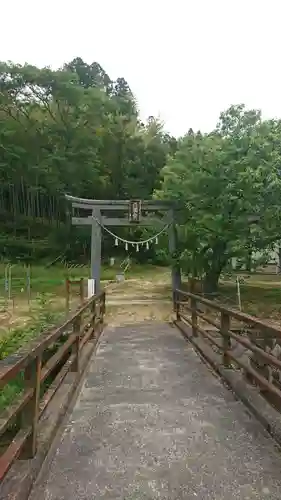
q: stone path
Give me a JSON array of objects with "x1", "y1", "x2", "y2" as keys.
[
  {"x1": 29, "y1": 322, "x2": 281, "y2": 499},
  {"x1": 104, "y1": 277, "x2": 173, "y2": 326}
]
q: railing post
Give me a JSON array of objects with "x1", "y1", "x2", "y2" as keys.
[
  {"x1": 221, "y1": 311, "x2": 231, "y2": 367},
  {"x1": 172, "y1": 289, "x2": 176, "y2": 312},
  {"x1": 101, "y1": 292, "x2": 105, "y2": 325},
  {"x1": 191, "y1": 296, "x2": 198, "y2": 337},
  {"x1": 71, "y1": 314, "x2": 81, "y2": 373},
  {"x1": 79, "y1": 278, "x2": 84, "y2": 305},
  {"x1": 174, "y1": 290, "x2": 180, "y2": 320},
  {"x1": 21, "y1": 355, "x2": 42, "y2": 458},
  {"x1": 91, "y1": 298, "x2": 97, "y2": 338},
  {"x1": 65, "y1": 278, "x2": 70, "y2": 314}
]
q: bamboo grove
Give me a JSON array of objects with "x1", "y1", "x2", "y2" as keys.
[{"x1": 0, "y1": 58, "x2": 176, "y2": 262}]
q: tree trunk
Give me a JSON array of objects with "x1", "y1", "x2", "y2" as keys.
[
  {"x1": 246, "y1": 249, "x2": 252, "y2": 272},
  {"x1": 203, "y1": 268, "x2": 221, "y2": 295},
  {"x1": 203, "y1": 241, "x2": 227, "y2": 295}
]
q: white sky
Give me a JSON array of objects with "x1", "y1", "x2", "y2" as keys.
[{"x1": 1, "y1": 0, "x2": 281, "y2": 137}]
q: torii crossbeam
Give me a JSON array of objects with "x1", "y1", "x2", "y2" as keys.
[{"x1": 65, "y1": 195, "x2": 181, "y2": 294}]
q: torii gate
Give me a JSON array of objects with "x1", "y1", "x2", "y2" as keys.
[{"x1": 65, "y1": 195, "x2": 181, "y2": 294}]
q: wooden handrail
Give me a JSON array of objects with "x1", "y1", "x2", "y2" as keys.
[
  {"x1": 175, "y1": 288, "x2": 281, "y2": 408},
  {"x1": 0, "y1": 290, "x2": 104, "y2": 386},
  {"x1": 65, "y1": 277, "x2": 85, "y2": 313},
  {"x1": 176, "y1": 289, "x2": 281, "y2": 337},
  {"x1": 0, "y1": 290, "x2": 105, "y2": 481}
]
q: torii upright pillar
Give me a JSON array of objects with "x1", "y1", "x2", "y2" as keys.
[
  {"x1": 168, "y1": 209, "x2": 181, "y2": 292},
  {"x1": 90, "y1": 208, "x2": 102, "y2": 293}
]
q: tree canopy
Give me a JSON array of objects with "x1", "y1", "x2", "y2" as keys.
[
  {"x1": 156, "y1": 105, "x2": 281, "y2": 291},
  {"x1": 1, "y1": 58, "x2": 281, "y2": 288},
  {"x1": 0, "y1": 58, "x2": 175, "y2": 262}
]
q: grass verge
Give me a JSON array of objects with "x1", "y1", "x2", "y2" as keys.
[
  {"x1": 219, "y1": 273, "x2": 281, "y2": 321},
  {"x1": 0, "y1": 295, "x2": 64, "y2": 411},
  {"x1": 0, "y1": 264, "x2": 169, "y2": 411}
]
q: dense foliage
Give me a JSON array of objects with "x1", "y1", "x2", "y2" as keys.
[
  {"x1": 1, "y1": 58, "x2": 281, "y2": 290},
  {"x1": 156, "y1": 105, "x2": 281, "y2": 291},
  {"x1": 0, "y1": 58, "x2": 175, "y2": 262}
]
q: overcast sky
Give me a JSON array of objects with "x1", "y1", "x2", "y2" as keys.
[{"x1": 1, "y1": 0, "x2": 280, "y2": 137}]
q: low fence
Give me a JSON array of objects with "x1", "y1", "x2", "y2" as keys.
[
  {"x1": 65, "y1": 277, "x2": 85, "y2": 313},
  {"x1": 0, "y1": 263, "x2": 90, "y2": 313},
  {"x1": 0, "y1": 290, "x2": 105, "y2": 481},
  {"x1": 174, "y1": 289, "x2": 281, "y2": 410}
]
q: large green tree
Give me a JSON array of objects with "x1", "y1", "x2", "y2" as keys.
[
  {"x1": 0, "y1": 59, "x2": 172, "y2": 262},
  {"x1": 156, "y1": 105, "x2": 281, "y2": 292}
]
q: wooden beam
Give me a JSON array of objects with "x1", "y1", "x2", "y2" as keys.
[
  {"x1": 72, "y1": 217, "x2": 169, "y2": 227},
  {"x1": 65, "y1": 194, "x2": 173, "y2": 210},
  {"x1": 71, "y1": 202, "x2": 172, "y2": 212},
  {"x1": 103, "y1": 217, "x2": 167, "y2": 226}
]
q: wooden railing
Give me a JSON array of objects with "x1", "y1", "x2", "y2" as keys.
[
  {"x1": 0, "y1": 290, "x2": 105, "y2": 481},
  {"x1": 174, "y1": 289, "x2": 281, "y2": 408},
  {"x1": 65, "y1": 277, "x2": 85, "y2": 313}
]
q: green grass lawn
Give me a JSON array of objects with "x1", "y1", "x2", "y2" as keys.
[
  {"x1": 0, "y1": 262, "x2": 163, "y2": 336},
  {"x1": 0, "y1": 263, "x2": 169, "y2": 412},
  {"x1": 2, "y1": 266, "x2": 281, "y2": 413},
  {"x1": 0, "y1": 262, "x2": 160, "y2": 298},
  {"x1": 0, "y1": 261, "x2": 168, "y2": 346},
  {"x1": 219, "y1": 273, "x2": 281, "y2": 320}
]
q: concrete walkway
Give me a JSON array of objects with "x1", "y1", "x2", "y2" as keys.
[{"x1": 30, "y1": 322, "x2": 281, "y2": 499}]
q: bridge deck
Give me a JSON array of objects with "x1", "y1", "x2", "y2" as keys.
[{"x1": 29, "y1": 322, "x2": 281, "y2": 499}]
